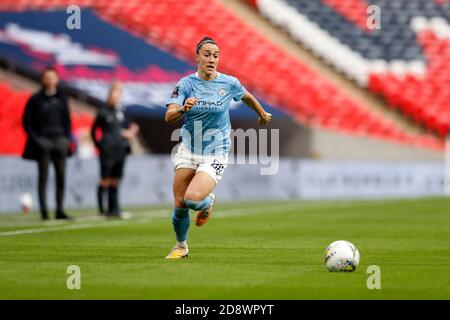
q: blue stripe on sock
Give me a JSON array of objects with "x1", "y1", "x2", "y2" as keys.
[
  {"x1": 172, "y1": 207, "x2": 190, "y2": 242},
  {"x1": 184, "y1": 196, "x2": 212, "y2": 211}
]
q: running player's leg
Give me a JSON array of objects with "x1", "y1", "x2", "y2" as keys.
[
  {"x1": 166, "y1": 168, "x2": 196, "y2": 259},
  {"x1": 183, "y1": 172, "x2": 216, "y2": 211},
  {"x1": 184, "y1": 172, "x2": 217, "y2": 227}
]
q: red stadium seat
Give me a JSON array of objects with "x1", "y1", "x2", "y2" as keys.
[{"x1": 0, "y1": 0, "x2": 444, "y2": 150}]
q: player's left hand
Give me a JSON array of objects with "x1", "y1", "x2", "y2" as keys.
[{"x1": 258, "y1": 112, "x2": 272, "y2": 125}]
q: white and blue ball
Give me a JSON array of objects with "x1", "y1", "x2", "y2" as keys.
[{"x1": 324, "y1": 240, "x2": 360, "y2": 272}]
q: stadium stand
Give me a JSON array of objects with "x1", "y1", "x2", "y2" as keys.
[
  {"x1": 248, "y1": 0, "x2": 450, "y2": 138},
  {"x1": 0, "y1": 82, "x2": 29, "y2": 155},
  {"x1": 0, "y1": 0, "x2": 444, "y2": 151}
]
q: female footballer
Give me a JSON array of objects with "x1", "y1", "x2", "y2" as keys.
[{"x1": 164, "y1": 37, "x2": 272, "y2": 259}]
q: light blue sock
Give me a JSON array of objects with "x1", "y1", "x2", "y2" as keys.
[
  {"x1": 172, "y1": 207, "x2": 190, "y2": 241},
  {"x1": 184, "y1": 196, "x2": 212, "y2": 211}
]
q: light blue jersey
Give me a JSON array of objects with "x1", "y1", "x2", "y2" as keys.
[{"x1": 166, "y1": 72, "x2": 245, "y2": 156}]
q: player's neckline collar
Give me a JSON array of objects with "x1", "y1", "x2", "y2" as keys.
[{"x1": 195, "y1": 71, "x2": 221, "y2": 81}]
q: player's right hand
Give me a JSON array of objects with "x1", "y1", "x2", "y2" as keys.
[
  {"x1": 258, "y1": 112, "x2": 272, "y2": 125},
  {"x1": 183, "y1": 97, "x2": 198, "y2": 112}
]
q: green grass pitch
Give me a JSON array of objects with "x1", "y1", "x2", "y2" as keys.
[{"x1": 0, "y1": 198, "x2": 449, "y2": 299}]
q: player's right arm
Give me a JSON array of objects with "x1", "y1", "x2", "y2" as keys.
[
  {"x1": 164, "y1": 98, "x2": 198, "y2": 124},
  {"x1": 165, "y1": 79, "x2": 198, "y2": 124}
]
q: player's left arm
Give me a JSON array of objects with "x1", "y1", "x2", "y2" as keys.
[{"x1": 241, "y1": 90, "x2": 272, "y2": 125}]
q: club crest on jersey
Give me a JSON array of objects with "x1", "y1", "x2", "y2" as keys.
[
  {"x1": 218, "y1": 88, "x2": 227, "y2": 97},
  {"x1": 171, "y1": 86, "x2": 180, "y2": 98}
]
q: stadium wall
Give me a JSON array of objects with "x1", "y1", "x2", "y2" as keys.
[
  {"x1": 0, "y1": 155, "x2": 444, "y2": 213},
  {"x1": 309, "y1": 128, "x2": 444, "y2": 161}
]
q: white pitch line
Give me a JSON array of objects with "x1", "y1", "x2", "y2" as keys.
[
  {"x1": 0, "y1": 214, "x2": 114, "y2": 227},
  {"x1": 0, "y1": 201, "x2": 388, "y2": 237},
  {"x1": 0, "y1": 210, "x2": 170, "y2": 237}
]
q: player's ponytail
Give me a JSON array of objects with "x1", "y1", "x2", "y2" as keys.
[{"x1": 195, "y1": 37, "x2": 218, "y2": 54}]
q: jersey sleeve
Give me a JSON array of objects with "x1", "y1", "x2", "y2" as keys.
[
  {"x1": 231, "y1": 77, "x2": 245, "y2": 101},
  {"x1": 166, "y1": 78, "x2": 189, "y2": 107}
]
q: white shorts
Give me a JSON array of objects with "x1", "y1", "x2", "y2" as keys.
[{"x1": 173, "y1": 143, "x2": 228, "y2": 183}]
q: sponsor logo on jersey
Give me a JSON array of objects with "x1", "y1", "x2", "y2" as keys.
[{"x1": 197, "y1": 101, "x2": 223, "y2": 107}]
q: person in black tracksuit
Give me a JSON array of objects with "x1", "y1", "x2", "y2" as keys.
[
  {"x1": 91, "y1": 81, "x2": 139, "y2": 217},
  {"x1": 22, "y1": 67, "x2": 72, "y2": 220}
]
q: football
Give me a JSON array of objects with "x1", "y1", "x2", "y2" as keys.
[
  {"x1": 20, "y1": 193, "x2": 33, "y2": 214},
  {"x1": 324, "y1": 240, "x2": 360, "y2": 272}
]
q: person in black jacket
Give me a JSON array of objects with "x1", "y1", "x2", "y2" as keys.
[
  {"x1": 91, "y1": 81, "x2": 139, "y2": 217},
  {"x1": 22, "y1": 67, "x2": 72, "y2": 220}
]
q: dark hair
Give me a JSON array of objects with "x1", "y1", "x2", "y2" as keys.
[
  {"x1": 41, "y1": 66, "x2": 58, "y2": 77},
  {"x1": 195, "y1": 37, "x2": 218, "y2": 54}
]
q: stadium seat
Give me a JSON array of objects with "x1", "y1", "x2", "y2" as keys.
[
  {"x1": 0, "y1": 0, "x2": 444, "y2": 150},
  {"x1": 249, "y1": 0, "x2": 450, "y2": 139}
]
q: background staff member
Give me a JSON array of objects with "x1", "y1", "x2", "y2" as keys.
[
  {"x1": 22, "y1": 67, "x2": 72, "y2": 221},
  {"x1": 91, "y1": 81, "x2": 139, "y2": 218}
]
